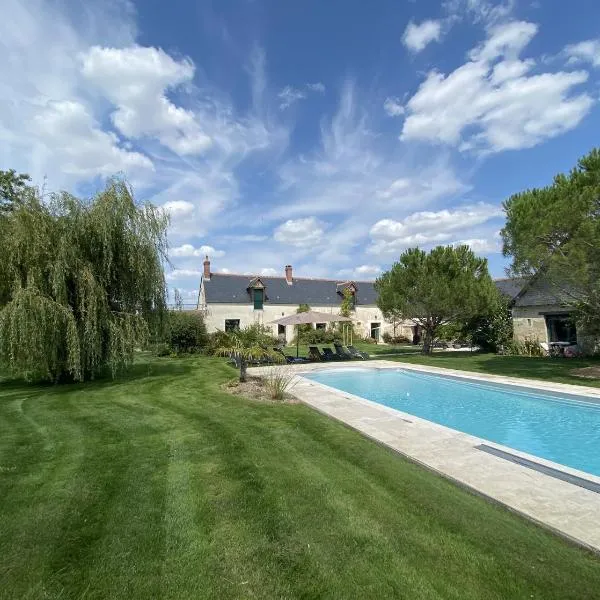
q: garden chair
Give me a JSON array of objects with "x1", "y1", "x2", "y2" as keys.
[
  {"x1": 322, "y1": 347, "x2": 341, "y2": 361},
  {"x1": 308, "y1": 346, "x2": 324, "y2": 361},
  {"x1": 333, "y1": 342, "x2": 353, "y2": 360},
  {"x1": 347, "y1": 345, "x2": 370, "y2": 360}
]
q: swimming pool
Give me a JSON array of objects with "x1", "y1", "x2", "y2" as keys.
[{"x1": 304, "y1": 368, "x2": 600, "y2": 477}]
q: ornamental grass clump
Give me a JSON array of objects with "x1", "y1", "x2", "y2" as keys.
[{"x1": 263, "y1": 367, "x2": 296, "y2": 401}]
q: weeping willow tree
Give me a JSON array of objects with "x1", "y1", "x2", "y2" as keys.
[{"x1": 0, "y1": 178, "x2": 168, "y2": 382}]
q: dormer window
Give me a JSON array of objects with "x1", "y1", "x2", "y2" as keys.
[
  {"x1": 248, "y1": 277, "x2": 266, "y2": 310},
  {"x1": 253, "y1": 288, "x2": 264, "y2": 310}
]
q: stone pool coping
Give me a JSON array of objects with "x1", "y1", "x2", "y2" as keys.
[{"x1": 251, "y1": 360, "x2": 600, "y2": 552}]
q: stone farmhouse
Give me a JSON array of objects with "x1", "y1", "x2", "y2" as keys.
[
  {"x1": 197, "y1": 258, "x2": 591, "y2": 350},
  {"x1": 196, "y1": 258, "x2": 414, "y2": 344}
]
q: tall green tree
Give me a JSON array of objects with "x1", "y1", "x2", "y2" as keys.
[
  {"x1": 0, "y1": 169, "x2": 32, "y2": 214},
  {"x1": 0, "y1": 178, "x2": 168, "y2": 382},
  {"x1": 501, "y1": 148, "x2": 600, "y2": 336},
  {"x1": 375, "y1": 246, "x2": 497, "y2": 354}
]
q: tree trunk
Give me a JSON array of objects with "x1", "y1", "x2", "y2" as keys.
[
  {"x1": 239, "y1": 359, "x2": 247, "y2": 382},
  {"x1": 422, "y1": 328, "x2": 434, "y2": 355}
]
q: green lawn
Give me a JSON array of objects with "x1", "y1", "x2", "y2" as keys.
[
  {"x1": 1, "y1": 356, "x2": 599, "y2": 599},
  {"x1": 386, "y1": 351, "x2": 600, "y2": 388}
]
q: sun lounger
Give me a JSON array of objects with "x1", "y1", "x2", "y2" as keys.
[
  {"x1": 333, "y1": 343, "x2": 353, "y2": 360},
  {"x1": 273, "y1": 347, "x2": 309, "y2": 364},
  {"x1": 322, "y1": 347, "x2": 341, "y2": 361},
  {"x1": 308, "y1": 346, "x2": 324, "y2": 361},
  {"x1": 347, "y1": 345, "x2": 369, "y2": 360}
]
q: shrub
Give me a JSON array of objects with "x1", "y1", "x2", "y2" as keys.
[
  {"x1": 167, "y1": 311, "x2": 208, "y2": 354},
  {"x1": 263, "y1": 367, "x2": 296, "y2": 400},
  {"x1": 155, "y1": 343, "x2": 172, "y2": 357},
  {"x1": 462, "y1": 297, "x2": 513, "y2": 353},
  {"x1": 297, "y1": 328, "x2": 341, "y2": 345},
  {"x1": 382, "y1": 332, "x2": 411, "y2": 344},
  {"x1": 506, "y1": 337, "x2": 546, "y2": 357}
]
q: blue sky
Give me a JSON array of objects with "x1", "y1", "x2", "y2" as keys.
[{"x1": 2, "y1": 0, "x2": 600, "y2": 302}]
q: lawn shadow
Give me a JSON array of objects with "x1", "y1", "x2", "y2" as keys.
[
  {"x1": 0, "y1": 356, "x2": 199, "y2": 399},
  {"x1": 411, "y1": 352, "x2": 600, "y2": 384}
]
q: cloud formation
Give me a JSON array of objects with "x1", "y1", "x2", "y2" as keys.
[
  {"x1": 403, "y1": 20, "x2": 443, "y2": 53},
  {"x1": 368, "y1": 204, "x2": 502, "y2": 255},
  {"x1": 401, "y1": 22, "x2": 594, "y2": 153}
]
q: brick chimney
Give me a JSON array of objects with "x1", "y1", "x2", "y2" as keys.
[
  {"x1": 285, "y1": 264, "x2": 293, "y2": 285},
  {"x1": 203, "y1": 255, "x2": 211, "y2": 281}
]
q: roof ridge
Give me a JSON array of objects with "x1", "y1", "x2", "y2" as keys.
[{"x1": 207, "y1": 272, "x2": 377, "y2": 284}]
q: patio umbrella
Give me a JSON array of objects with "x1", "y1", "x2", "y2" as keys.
[{"x1": 269, "y1": 311, "x2": 353, "y2": 357}]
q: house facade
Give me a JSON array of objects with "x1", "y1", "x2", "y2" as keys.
[
  {"x1": 196, "y1": 258, "x2": 414, "y2": 344},
  {"x1": 497, "y1": 276, "x2": 595, "y2": 349}
]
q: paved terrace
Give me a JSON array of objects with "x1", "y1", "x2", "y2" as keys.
[{"x1": 252, "y1": 360, "x2": 600, "y2": 552}]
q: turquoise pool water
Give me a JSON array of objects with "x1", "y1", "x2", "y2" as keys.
[{"x1": 305, "y1": 368, "x2": 600, "y2": 477}]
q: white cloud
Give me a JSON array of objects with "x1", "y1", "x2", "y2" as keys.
[
  {"x1": 368, "y1": 203, "x2": 502, "y2": 255},
  {"x1": 443, "y1": 0, "x2": 516, "y2": 26},
  {"x1": 81, "y1": 45, "x2": 212, "y2": 155},
  {"x1": 565, "y1": 39, "x2": 600, "y2": 68},
  {"x1": 278, "y1": 82, "x2": 326, "y2": 110},
  {"x1": 273, "y1": 80, "x2": 467, "y2": 220},
  {"x1": 278, "y1": 86, "x2": 306, "y2": 110},
  {"x1": 451, "y1": 238, "x2": 501, "y2": 254},
  {"x1": 166, "y1": 268, "x2": 203, "y2": 280},
  {"x1": 383, "y1": 97, "x2": 405, "y2": 117},
  {"x1": 274, "y1": 217, "x2": 325, "y2": 247},
  {"x1": 339, "y1": 265, "x2": 382, "y2": 279},
  {"x1": 170, "y1": 244, "x2": 225, "y2": 258},
  {"x1": 306, "y1": 82, "x2": 326, "y2": 93},
  {"x1": 259, "y1": 267, "x2": 278, "y2": 276},
  {"x1": 32, "y1": 100, "x2": 153, "y2": 177},
  {"x1": 161, "y1": 200, "x2": 195, "y2": 218},
  {"x1": 402, "y1": 20, "x2": 442, "y2": 53},
  {"x1": 401, "y1": 21, "x2": 594, "y2": 153}
]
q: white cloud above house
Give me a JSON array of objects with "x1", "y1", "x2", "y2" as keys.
[
  {"x1": 339, "y1": 265, "x2": 382, "y2": 279},
  {"x1": 274, "y1": 217, "x2": 325, "y2": 247},
  {"x1": 2, "y1": 0, "x2": 599, "y2": 291},
  {"x1": 402, "y1": 20, "x2": 443, "y2": 53},
  {"x1": 401, "y1": 21, "x2": 594, "y2": 153},
  {"x1": 170, "y1": 244, "x2": 225, "y2": 258},
  {"x1": 368, "y1": 204, "x2": 502, "y2": 255}
]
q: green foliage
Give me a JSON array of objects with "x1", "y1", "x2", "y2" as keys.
[
  {"x1": 505, "y1": 337, "x2": 546, "y2": 357},
  {"x1": 0, "y1": 169, "x2": 32, "y2": 214},
  {"x1": 339, "y1": 288, "x2": 354, "y2": 317},
  {"x1": 295, "y1": 302, "x2": 312, "y2": 338},
  {"x1": 501, "y1": 148, "x2": 600, "y2": 335},
  {"x1": 382, "y1": 332, "x2": 411, "y2": 344},
  {"x1": 0, "y1": 177, "x2": 168, "y2": 381},
  {"x1": 213, "y1": 323, "x2": 283, "y2": 381},
  {"x1": 297, "y1": 327, "x2": 340, "y2": 345},
  {"x1": 461, "y1": 295, "x2": 514, "y2": 353},
  {"x1": 375, "y1": 246, "x2": 497, "y2": 354},
  {"x1": 167, "y1": 311, "x2": 208, "y2": 354}
]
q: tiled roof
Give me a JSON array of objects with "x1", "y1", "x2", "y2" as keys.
[
  {"x1": 494, "y1": 277, "x2": 528, "y2": 300},
  {"x1": 513, "y1": 276, "x2": 575, "y2": 308},
  {"x1": 202, "y1": 273, "x2": 378, "y2": 306},
  {"x1": 203, "y1": 273, "x2": 532, "y2": 307}
]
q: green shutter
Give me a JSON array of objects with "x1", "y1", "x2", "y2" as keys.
[{"x1": 253, "y1": 289, "x2": 264, "y2": 310}]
